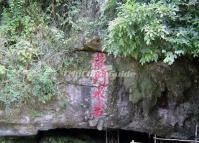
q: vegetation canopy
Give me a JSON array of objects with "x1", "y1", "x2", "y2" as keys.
[
  {"x1": 0, "y1": 0, "x2": 82, "y2": 109},
  {"x1": 104, "y1": 0, "x2": 199, "y2": 65}
]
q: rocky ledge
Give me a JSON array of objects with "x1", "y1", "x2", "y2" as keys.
[{"x1": 0, "y1": 51, "x2": 198, "y2": 139}]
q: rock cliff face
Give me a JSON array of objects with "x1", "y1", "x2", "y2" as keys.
[
  {"x1": 0, "y1": 0, "x2": 198, "y2": 140},
  {"x1": 0, "y1": 51, "x2": 198, "y2": 139}
]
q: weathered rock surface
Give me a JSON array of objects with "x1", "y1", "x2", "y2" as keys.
[
  {"x1": 0, "y1": 0, "x2": 198, "y2": 140},
  {"x1": 0, "y1": 51, "x2": 198, "y2": 139}
]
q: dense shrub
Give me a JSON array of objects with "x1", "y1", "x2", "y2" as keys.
[
  {"x1": 0, "y1": 0, "x2": 80, "y2": 108},
  {"x1": 104, "y1": 0, "x2": 199, "y2": 64}
]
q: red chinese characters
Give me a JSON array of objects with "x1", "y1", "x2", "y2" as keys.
[
  {"x1": 92, "y1": 102, "x2": 105, "y2": 117},
  {"x1": 91, "y1": 53, "x2": 108, "y2": 118},
  {"x1": 92, "y1": 53, "x2": 106, "y2": 70},
  {"x1": 92, "y1": 69, "x2": 108, "y2": 86}
]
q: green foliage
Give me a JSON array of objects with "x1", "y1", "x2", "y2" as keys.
[
  {"x1": 102, "y1": 0, "x2": 118, "y2": 18},
  {"x1": 28, "y1": 66, "x2": 56, "y2": 103},
  {"x1": 13, "y1": 39, "x2": 39, "y2": 65},
  {"x1": 0, "y1": 0, "x2": 80, "y2": 109},
  {"x1": 0, "y1": 0, "x2": 44, "y2": 41},
  {"x1": 0, "y1": 36, "x2": 61, "y2": 108},
  {"x1": 0, "y1": 68, "x2": 29, "y2": 109},
  {"x1": 45, "y1": 0, "x2": 81, "y2": 34},
  {"x1": 104, "y1": 0, "x2": 199, "y2": 64}
]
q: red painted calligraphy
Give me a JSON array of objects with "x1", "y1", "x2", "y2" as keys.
[
  {"x1": 92, "y1": 102, "x2": 105, "y2": 117},
  {"x1": 91, "y1": 53, "x2": 108, "y2": 118}
]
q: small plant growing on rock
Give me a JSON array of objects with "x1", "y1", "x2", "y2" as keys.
[{"x1": 28, "y1": 66, "x2": 56, "y2": 103}]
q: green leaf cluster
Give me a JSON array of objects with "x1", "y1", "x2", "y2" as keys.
[
  {"x1": 0, "y1": 0, "x2": 44, "y2": 41},
  {"x1": 28, "y1": 66, "x2": 56, "y2": 103},
  {"x1": 104, "y1": 0, "x2": 199, "y2": 64},
  {"x1": 45, "y1": 0, "x2": 81, "y2": 33},
  {"x1": 0, "y1": 0, "x2": 82, "y2": 109}
]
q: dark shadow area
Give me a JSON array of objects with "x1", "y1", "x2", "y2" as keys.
[{"x1": 37, "y1": 128, "x2": 153, "y2": 143}]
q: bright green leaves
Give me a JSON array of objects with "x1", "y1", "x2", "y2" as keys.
[
  {"x1": 140, "y1": 49, "x2": 159, "y2": 65},
  {"x1": 104, "y1": 0, "x2": 176, "y2": 64},
  {"x1": 28, "y1": 66, "x2": 56, "y2": 103},
  {"x1": 14, "y1": 40, "x2": 38, "y2": 65},
  {"x1": 104, "y1": 0, "x2": 199, "y2": 65},
  {"x1": 0, "y1": 1, "x2": 66, "y2": 108},
  {"x1": 0, "y1": 0, "x2": 43, "y2": 41},
  {"x1": 162, "y1": 50, "x2": 184, "y2": 65},
  {"x1": 0, "y1": 68, "x2": 28, "y2": 109}
]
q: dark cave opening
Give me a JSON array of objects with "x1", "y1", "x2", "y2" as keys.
[{"x1": 37, "y1": 128, "x2": 154, "y2": 143}]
